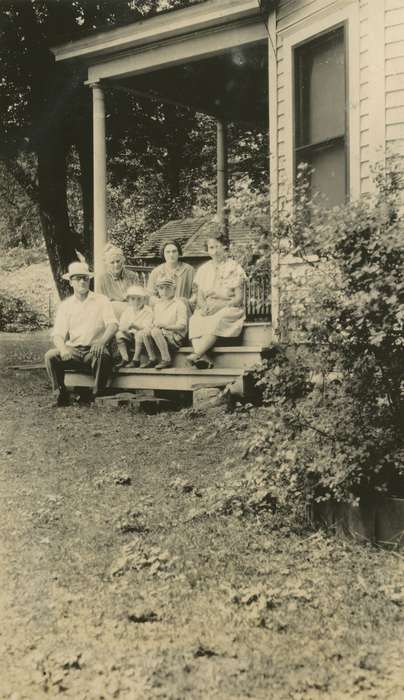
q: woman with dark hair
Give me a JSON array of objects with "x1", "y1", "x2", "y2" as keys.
[
  {"x1": 187, "y1": 234, "x2": 246, "y2": 369},
  {"x1": 147, "y1": 239, "x2": 194, "y2": 303}
]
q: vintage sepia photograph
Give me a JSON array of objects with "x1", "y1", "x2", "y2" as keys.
[{"x1": 1, "y1": 0, "x2": 404, "y2": 697}]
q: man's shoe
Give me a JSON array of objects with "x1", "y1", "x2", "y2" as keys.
[
  {"x1": 115, "y1": 359, "x2": 129, "y2": 369},
  {"x1": 53, "y1": 389, "x2": 70, "y2": 407},
  {"x1": 155, "y1": 360, "x2": 172, "y2": 370}
]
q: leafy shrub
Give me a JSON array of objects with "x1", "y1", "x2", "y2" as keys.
[
  {"x1": 243, "y1": 161, "x2": 404, "y2": 514},
  {"x1": 0, "y1": 291, "x2": 47, "y2": 331}
]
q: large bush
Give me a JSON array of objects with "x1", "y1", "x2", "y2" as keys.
[{"x1": 244, "y1": 162, "x2": 404, "y2": 517}]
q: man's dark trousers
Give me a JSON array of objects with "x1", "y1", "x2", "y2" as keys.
[{"x1": 44, "y1": 346, "x2": 112, "y2": 396}]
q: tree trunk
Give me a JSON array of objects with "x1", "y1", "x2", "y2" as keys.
[{"x1": 37, "y1": 128, "x2": 82, "y2": 298}]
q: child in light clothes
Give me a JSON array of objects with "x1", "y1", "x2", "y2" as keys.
[
  {"x1": 115, "y1": 285, "x2": 153, "y2": 368},
  {"x1": 137, "y1": 276, "x2": 187, "y2": 369}
]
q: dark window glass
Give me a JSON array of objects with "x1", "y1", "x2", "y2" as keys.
[{"x1": 294, "y1": 26, "x2": 347, "y2": 204}]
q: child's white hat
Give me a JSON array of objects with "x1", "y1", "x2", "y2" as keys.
[{"x1": 124, "y1": 284, "x2": 149, "y2": 299}]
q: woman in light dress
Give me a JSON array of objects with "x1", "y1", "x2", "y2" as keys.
[
  {"x1": 188, "y1": 235, "x2": 246, "y2": 369},
  {"x1": 147, "y1": 240, "x2": 194, "y2": 309},
  {"x1": 98, "y1": 243, "x2": 139, "y2": 319}
]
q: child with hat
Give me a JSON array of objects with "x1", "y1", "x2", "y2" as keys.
[
  {"x1": 115, "y1": 284, "x2": 153, "y2": 368},
  {"x1": 137, "y1": 276, "x2": 188, "y2": 369}
]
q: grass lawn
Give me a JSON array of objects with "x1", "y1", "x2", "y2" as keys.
[{"x1": 0, "y1": 331, "x2": 403, "y2": 699}]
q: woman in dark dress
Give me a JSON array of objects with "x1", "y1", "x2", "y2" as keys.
[{"x1": 147, "y1": 240, "x2": 194, "y2": 310}]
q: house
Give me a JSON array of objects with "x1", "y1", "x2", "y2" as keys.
[{"x1": 51, "y1": 0, "x2": 404, "y2": 393}]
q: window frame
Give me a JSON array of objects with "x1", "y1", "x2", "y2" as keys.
[{"x1": 292, "y1": 22, "x2": 350, "y2": 204}]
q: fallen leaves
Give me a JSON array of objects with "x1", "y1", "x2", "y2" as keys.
[
  {"x1": 116, "y1": 509, "x2": 148, "y2": 534},
  {"x1": 127, "y1": 609, "x2": 159, "y2": 624},
  {"x1": 112, "y1": 472, "x2": 132, "y2": 486},
  {"x1": 110, "y1": 540, "x2": 176, "y2": 579},
  {"x1": 193, "y1": 643, "x2": 218, "y2": 658}
]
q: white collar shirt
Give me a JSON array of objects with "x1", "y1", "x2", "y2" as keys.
[
  {"x1": 51, "y1": 291, "x2": 117, "y2": 347},
  {"x1": 153, "y1": 298, "x2": 187, "y2": 333}
]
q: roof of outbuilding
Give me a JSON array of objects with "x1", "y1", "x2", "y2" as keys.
[
  {"x1": 141, "y1": 215, "x2": 252, "y2": 259},
  {"x1": 140, "y1": 216, "x2": 209, "y2": 257}
]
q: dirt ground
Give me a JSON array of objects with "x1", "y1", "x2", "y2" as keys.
[{"x1": 1, "y1": 331, "x2": 404, "y2": 700}]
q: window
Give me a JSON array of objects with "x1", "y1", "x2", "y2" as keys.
[{"x1": 294, "y1": 26, "x2": 347, "y2": 206}]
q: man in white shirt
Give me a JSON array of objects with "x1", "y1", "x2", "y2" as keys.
[{"x1": 44, "y1": 261, "x2": 118, "y2": 406}]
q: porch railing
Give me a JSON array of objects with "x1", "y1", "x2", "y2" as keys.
[
  {"x1": 245, "y1": 274, "x2": 271, "y2": 321},
  {"x1": 128, "y1": 266, "x2": 271, "y2": 322}
]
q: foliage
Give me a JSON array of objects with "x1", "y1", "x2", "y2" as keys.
[
  {"x1": 0, "y1": 245, "x2": 48, "y2": 273},
  {"x1": 225, "y1": 174, "x2": 271, "y2": 275},
  {"x1": 243, "y1": 161, "x2": 404, "y2": 513},
  {"x1": 0, "y1": 290, "x2": 47, "y2": 331},
  {"x1": 0, "y1": 0, "x2": 214, "y2": 288},
  {"x1": 0, "y1": 0, "x2": 268, "y2": 291},
  {"x1": 0, "y1": 160, "x2": 42, "y2": 249},
  {"x1": 107, "y1": 119, "x2": 269, "y2": 261}
]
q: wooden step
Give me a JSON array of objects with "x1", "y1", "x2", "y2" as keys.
[
  {"x1": 64, "y1": 367, "x2": 243, "y2": 393},
  {"x1": 9, "y1": 346, "x2": 262, "y2": 373},
  {"x1": 174, "y1": 346, "x2": 262, "y2": 369},
  {"x1": 242, "y1": 323, "x2": 273, "y2": 346}
]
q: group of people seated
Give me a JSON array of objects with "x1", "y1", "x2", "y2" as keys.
[{"x1": 44, "y1": 234, "x2": 247, "y2": 406}]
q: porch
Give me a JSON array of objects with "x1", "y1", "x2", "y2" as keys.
[{"x1": 52, "y1": 0, "x2": 274, "y2": 395}]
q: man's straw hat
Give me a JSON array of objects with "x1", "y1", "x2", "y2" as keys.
[{"x1": 62, "y1": 261, "x2": 94, "y2": 280}]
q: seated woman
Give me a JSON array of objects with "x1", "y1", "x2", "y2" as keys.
[
  {"x1": 98, "y1": 243, "x2": 139, "y2": 319},
  {"x1": 115, "y1": 284, "x2": 153, "y2": 368},
  {"x1": 137, "y1": 276, "x2": 187, "y2": 370},
  {"x1": 147, "y1": 240, "x2": 194, "y2": 310},
  {"x1": 188, "y1": 234, "x2": 246, "y2": 369}
]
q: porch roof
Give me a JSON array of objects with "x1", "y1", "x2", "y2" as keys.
[
  {"x1": 53, "y1": 2, "x2": 270, "y2": 125},
  {"x1": 51, "y1": 0, "x2": 273, "y2": 66}
]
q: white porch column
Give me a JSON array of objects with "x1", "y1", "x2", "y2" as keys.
[
  {"x1": 90, "y1": 81, "x2": 107, "y2": 290},
  {"x1": 216, "y1": 118, "x2": 229, "y2": 238},
  {"x1": 267, "y1": 10, "x2": 280, "y2": 336}
]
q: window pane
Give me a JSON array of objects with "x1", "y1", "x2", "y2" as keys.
[
  {"x1": 296, "y1": 28, "x2": 346, "y2": 146},
  {"x1": 297, "y1": 142, "x2": 346, "y2": 206}
]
